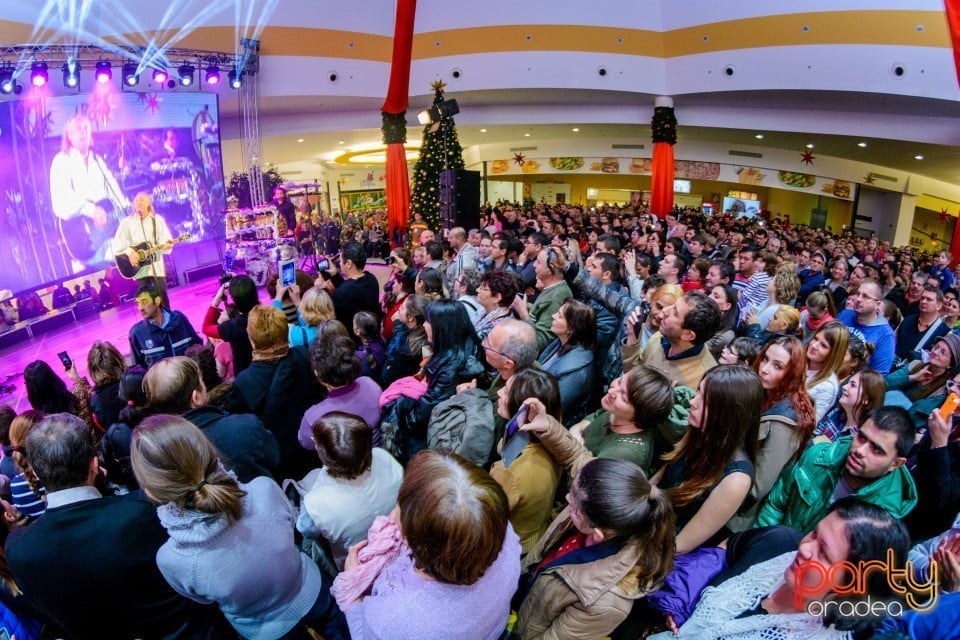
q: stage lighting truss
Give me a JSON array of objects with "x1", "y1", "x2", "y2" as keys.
[{"x1": 0, "y1": 45, "x2": 255, "y2": 95}]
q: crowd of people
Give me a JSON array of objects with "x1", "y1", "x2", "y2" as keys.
[{"x1": 0, "y1": 202, "x2": 958, "y2": 639}]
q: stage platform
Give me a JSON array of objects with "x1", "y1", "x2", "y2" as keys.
[{"x1": 0, "y1": 262, "x2": 392, "y2": 413}]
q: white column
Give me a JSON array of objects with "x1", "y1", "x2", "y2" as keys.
[{"x1": 893, "y1": 194, "x2": 917, "y2": 248}]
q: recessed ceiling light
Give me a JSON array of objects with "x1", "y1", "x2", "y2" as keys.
[
  {"x1": 572, "y1": 127, "x2": 580, "y2": 132},
  {"x1": 755, "y1": 134, "x2": 764, "y2": 139},
  {"x1": 479, "y1": 128, "x2": 487, "y2": 133},
  {"x1": 296, "y1": 138, "x2": 304, "y2": 143},
  {"x1": 857, "y1": 141, "x2": 867, "y2": 148},
  {"x1": 338, "y1": 140, "x2": 344, "y2": 145},
  {"x1": 914, "y1": 154, "x2": 924, "y2": 160},
  {"x1": 806, "y1": 143, "x2": 814, "y2": 149},
  {"x1": 524, "y1": 132, "x2": 531, "y2": 137}
]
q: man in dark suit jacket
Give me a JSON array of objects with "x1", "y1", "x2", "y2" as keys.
[{"x1": 6, "y1": 413, "x2": 229, "y2": 640}]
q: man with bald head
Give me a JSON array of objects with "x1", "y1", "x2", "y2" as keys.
[
  {"x1": 475, "y1": 319, "x2": 541, "y2": 463},
  {"x1": 445, "y1": 226, "x2": 479, "y2": 299},
  {"x1": 836, "y1": 279, "x2": 896, "y2": 374}
]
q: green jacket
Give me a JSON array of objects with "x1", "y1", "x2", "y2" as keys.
[
  {"x1": 754, "y1": 436, "x2": 917, "y2": 535},
  {"x1": 528, "y1": 281, "x2": 573, "y2": 354}
]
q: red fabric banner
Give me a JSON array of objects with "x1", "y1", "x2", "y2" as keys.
[
  {"x1": 381, "y1": 0, "x2": 417, "y2": 114},
  {"x1": 650, "y1": 142, "x2": 675, "y2": 216},
  {"x1": 382, "y1": 0, "x2": 416, "y2": 244},
  {"x1": 948, "y1": 213, "x2": 960, "y2": 267},
  {"x1": 946, "y1": 0, "x2": 960, "y2": 88},
  {"x1": 385, "y1": 144, "x2": 411, "y2": 240}
]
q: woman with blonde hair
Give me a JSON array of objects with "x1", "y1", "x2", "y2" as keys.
[
  {"x1": 294, "y1": 286, "x2": 336, "y2": 347},
  {"x1": 131, "y1": 414, "x2": 348, "y2": 640},
  {"x1": 8, "y1": 411, "x2": 46, "y2": 520},
  {"x1": 804, "y1": 322, "x2": 849, "y2": 421},
  {"x1": 755, "y1": 266, "x2": 800, "y2": 329},
  {"x1": 743, "y1": 304, "x2": 801, "y2": 343},
  {"x1": 625, "y1": 283, "x2": 684, "y2": 351}
]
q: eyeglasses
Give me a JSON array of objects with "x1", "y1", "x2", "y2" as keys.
[
  {"x1": 481, "y1": 338, "x2": 510, "y2": 360},
  {"x1": 854, "y1": 291, "x2": 880, "y2": 302}
]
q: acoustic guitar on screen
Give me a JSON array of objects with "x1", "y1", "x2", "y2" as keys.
[{"x1": 115, "y1": 233, "x2": 191, "y2": 279}]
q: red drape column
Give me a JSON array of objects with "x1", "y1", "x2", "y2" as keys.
[
  {"x1": 381, "y1": 0, "x2": 416, "y2": 247},
  {"x1": 945, "y1": 0, "x2": 960, "y2": 265},
  {"x1": 650, "y1": 97, "x2": 677, "y2": 218},
  {"x1": 946, "y1": 0, "x2": 960, "y2": 87},
  {"x1": 949, "y1": 213, "x2": 960, "y2": 267}
]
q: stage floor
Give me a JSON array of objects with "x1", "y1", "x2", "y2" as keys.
[
  {"x1": 0, "y1": 274, "x2": 228, "y2": 413},
  {"x1": 0, "y1": 262, "x2": 392, "y2": 413}
]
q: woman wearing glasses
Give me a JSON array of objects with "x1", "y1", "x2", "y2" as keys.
[{"x1": 885, "y1": 333, "x2": 960, "y2": 428}]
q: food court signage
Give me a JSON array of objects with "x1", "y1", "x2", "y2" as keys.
[{"x1": 486, "y1": 157, "x2": 854, "y2": 201}]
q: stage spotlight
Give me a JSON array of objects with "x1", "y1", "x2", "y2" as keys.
[
  {"x1": 0, "y1": 68, "x2": 14, "y2": 95},
  {"x1": 205, "y1": 65, "x2": 220, "y2": 86},
  {"x1": 417, "y1": 98, "x2": 460, "y2": 125},
  {"x1": 95, "y1": 61, "x2": 112, "y2": 84},
  {"x1": 178, "y1": 64, "x2": 194, "y2": 86},
  {"x1": 62, "y1": 62, "x2": 80, "y2": 88},
  {"x1": 228, "y1": 69, "x2": 241, "y2": 89},
  {"x1": 152, "y1": 68, "x2": 168, "y2": 84},
  {"x1": 30, "y1": 62, "x2": 48, "y2": 87},
  {"x1": 122, "y1": 62, "x2": 139, "y2": 86}
]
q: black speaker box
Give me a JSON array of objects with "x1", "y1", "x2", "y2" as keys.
[{"x1": 439, "y1": 169, "x2": 481, "y2": 231}]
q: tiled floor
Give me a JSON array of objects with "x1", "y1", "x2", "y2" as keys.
[{"x1": 0, "y1": 261, "x2": 393, "y2": 413}]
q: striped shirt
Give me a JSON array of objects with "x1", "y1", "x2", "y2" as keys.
[
  {"x1": 739, "y1": 272, "x2": 771, "y2": 318},
  {"x1": 10, "y1": 472, "x2": 45, "y2": 519}
]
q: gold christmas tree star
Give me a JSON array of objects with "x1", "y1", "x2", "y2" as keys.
[{"x1": 430, "y1": 79, "x2": 447, "y2": 91}]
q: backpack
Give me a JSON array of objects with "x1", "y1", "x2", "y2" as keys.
[{"x1": 426, "y1": 388, "x2": 496, "y2": 468}]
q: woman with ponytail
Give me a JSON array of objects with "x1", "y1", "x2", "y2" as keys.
[
  {"x1": 8, "y1": 411, "x2": 46, "y2": 520},
  {"x1": 514, "y1": 398, "x2": 676, "y2": 640},
  {"x1": 727, "y1": 337, "x2": 816, "y2": 531},
  {"x1": 130, "y1": 415, "x2": 348, "y2": 640}
]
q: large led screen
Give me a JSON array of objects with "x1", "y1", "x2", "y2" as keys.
[{"x1": 0, "y1": 91, "x2": 225, "y2": 295}]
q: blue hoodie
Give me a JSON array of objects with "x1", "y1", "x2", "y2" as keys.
[{"x1": 837, "y1": 309, "x2": 896, "y2": 373}]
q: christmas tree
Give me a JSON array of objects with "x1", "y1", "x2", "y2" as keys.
[{"x1": 409, "y1": 80, "x2": 465, "y2": 232}]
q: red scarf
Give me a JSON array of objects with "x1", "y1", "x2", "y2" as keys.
[{"x1": 805, "y1": 312, "x2": 834, "y2": 333}]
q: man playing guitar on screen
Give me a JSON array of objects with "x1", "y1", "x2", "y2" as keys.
[
  {"x1": 113, "y1": 192, "x2": 173, "y2": 309},
  {"x1": 49, "y1": 112, "x2": 129, "y2": 269}
]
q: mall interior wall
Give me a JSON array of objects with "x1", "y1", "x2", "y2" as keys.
[{"x1": 482, "y1": 173, "x2": 853, "y2": 229}]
